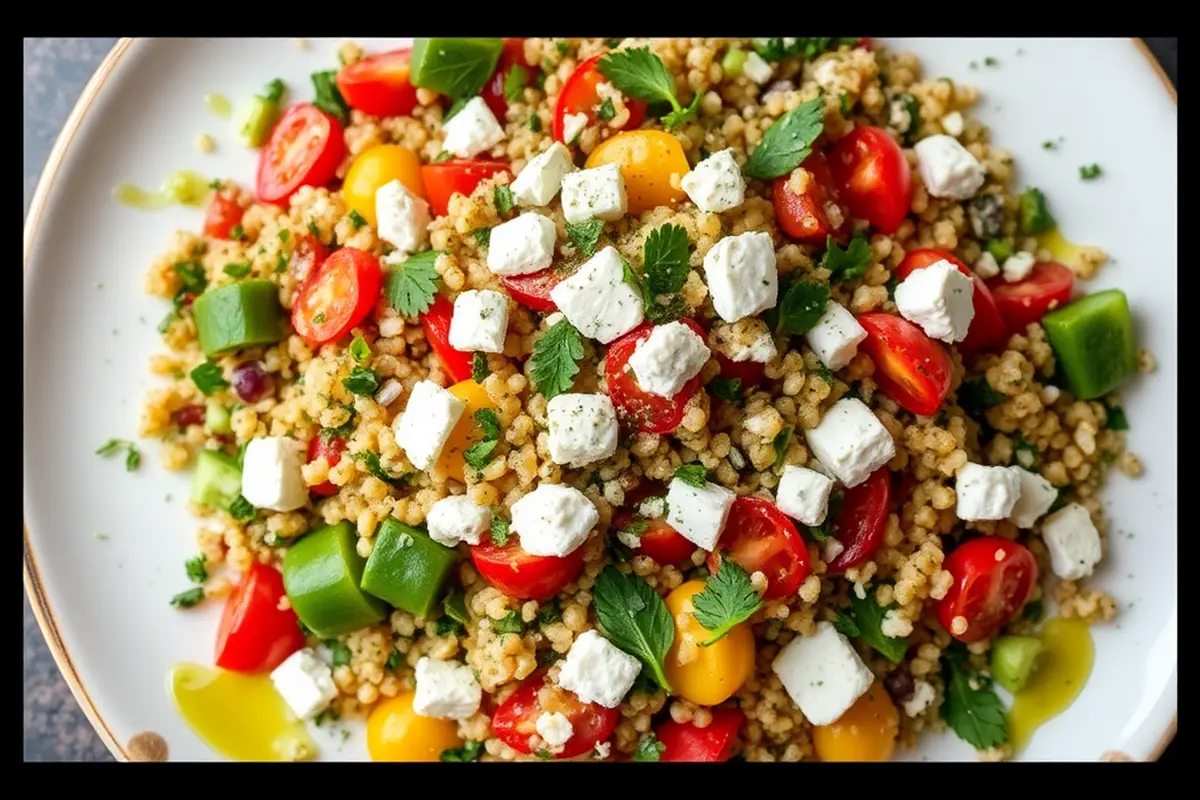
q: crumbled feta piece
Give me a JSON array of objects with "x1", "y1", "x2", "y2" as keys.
[
  {"x1": 241, "y1": 437, "x2": 308, "y2": 512},
  {"x1": 772, "y1": 621, "x2": 874, "y2": 726},
  {"x1": 270, "y1": 648, "x2": 337, "y2": 720},
  {"x1": 1041, "y1": 503, "x2": 1102, "y2": 580},
  {"x1": 1007, "y1": 468, "x2": 1058, "y2": 529},
  {"x1": 894, "y1": 258, "x2": 976, "y2": 344},
  {"x1": 393, "y1": 380, "x2": 466, "y2": 470},
  {"x1": 412, "y1": 656, "x2": 482, "y2": 720},
  {"x1": 940, "y1": 111, "x2": 965, "y2": 137},
  {"x1": 955, "y1": 462, "x2": 1022, "y2": 521},
  {"x1": 742, "y1": 51, "x2": 775, "y2": 84},
  {"x1": 511, "y1": 142, "x2": 575, "y2": 207},
  {"x1": 1041, "y1": 385, "x2": 1061, "y2": 405},
  {"x1": 561, "y1": 162, "x2": 627, "y2": 223},
  {"x1": 703, "y1": 230, "x2": 779, "y2": 323},
  {"x1": 426, "y1": 495, "x2": 492, "y2": 547},
  {"x1": 594, "y1": 741, "x2": 612, "y2": 759},
  {"x1": 627, "y1": 320, "x2": 711, "y2": 398},
  {"x1": 536, "y1": 711, "x2": 574, "y2": 749},
  {"x1": 1002, "y1": 251, "x2": 1037, "y2": 283},
  {"x1": 486, "y1": 212, "x2": 557, "y2": 276},
  {"x1": 776, "y1": 465, "x2": 835, "y2": 527},
  {"x1": 903, "y1": 680, "x2": 937, "y2": 717},
  {"x1": 973, "y1": 251, "x2": 1001, "y2": 279},
  {"x1": 811, "y1": 58, "x2": 839, "y2": 91},
  {"x1": 804, "y1": 398, "x2": 896, "y2": 488},
  {"x1": 616, "y1": 529, "x2": 642, "y2": 549},
  {"x1": 665, "y1": 477, "x2": 736, "y2": 552},
  {"x1": 448, "y1": 289, "x2": 509, "y2": 353},
  {"x1": 805, "y1": 301, "x2": 868, "y2": 371},
  {"x1": 550, "y1": 246, "x2": 644, "y2": 343},
  {"x1": 914, "y1": 134, "x2": 986, "y2": 200},
  {"x1": 557, "y1": 630, "x2": 641, "y2": 709},
  {"x1": 680, "y1": 148, "x2": 745, "y2": 213},
  {"x1": 441, "y1": 96, "x2": 505, "y2": 159},
  {"x1": 561, "y1": 111, "x2": 589, "y2": 145},
  {"x1": 639, "y1": 496, "x2": 666, "y2": 519},
  {"x1": 375, "y1": 179, "x2": 431, "y2": 257},
  {"x1": 822, "y1": 537, "x2": 845, "y2": 564},
  {"x1": 510, "y1": 483, "x2": 599, "y2": 557},
  {"x1": 547, "y1": 393, "x2": 619, "y2": 468}
]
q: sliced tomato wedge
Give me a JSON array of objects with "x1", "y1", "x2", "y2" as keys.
[
  {"x1": 896, "y1": 248, "x2": 1008, "y2": 354},
  {"x1": 306, "y1": 433, "x2": 346, "y2": 497},
  {"x1": 553, "y1": 54, "x2": 647, "y2": 144},
  {"x1": 856, "y1": 312, "x2": 952, "y2": 417},
  {"x1": 823, "y1": 467, "x2": 890, "y2": 573},
  {"x1": 214, "y1": 563, "x2": 306, "y2": 674},
  {"x1": 708, "y1": 496, "x2": 811, "y2": 601},
  {"x1": 256, "y1": 103, "x2": 345, "y2": 205},
  {"x1": 827, "y1": 126, "x2": 912, "y2": 235},
  {"x1": 335, "y1": 49, "x2": 419, "y2": 119},
  {"x1": 612, "y1": 503, "x2": 695, "y2": 565},
  {"x1": 291, "y1": 247, "x2": 383, "y2": 347},
  {"x1": 420, "y1": 160, "x2": 512, "y2": 218},
  {"x1": 657, "y1": 707, "x2": 745, "y2": 762},
  {"x1": 420, "y1": 294, "x2": 475, "y2": 383},
  {"x1": 936, "y1": 536, "x2": 1037, "y2": 643},
  {"x1": 772, "y1": 153, "x2": 850, "y2": 245},
  {"x1": 491, "y1": 670, "x2": 619, "y2": 758},
  {"x1": 290, "y1": 233, "x2": 331, "y2": 285},
  {"x1": 469, "y1": 536, "x2": 584, "y2": 601},
  {"x1": 202, "y1": 189, "x2": 246, "y2": 240},
  {"x1": 987, "y1": 261, "x2": 1074, "y2": 335},
  {"x1": 480, "y1": 38, "x2": 531, "y2": 121},
  {"x1": 604, "y1": 318, "x2": 707, "y2": 435}
]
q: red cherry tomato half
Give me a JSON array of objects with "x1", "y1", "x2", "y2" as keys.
[
  {"x1": 500, "y1": 268, "x2": 565, "y2": 313},
  {"x1": 986, "y1": 262, "x2": 1075, "y2": 336},
  {"x1": 214, "y1": 563, "x2": 306, "y2": 674},
  {"x1": 828, "y1": 126, "x2": 912, "y2": 235},
  {"x1": 713, "y1": 352, "x2": 766, "y2": 389},
  {"x1": 823, "y1": 467, "x2": 890, "y2": 573},
  {"x1": 491, "y1": 670, "x2": 619, "y2": 759},
  {"x1": 612, "y1": 507, "x2": 695, "y2": 565},
  {"x1": 202, "y1": 189, "x2": 246, "y2": 240},
  {"x1": 289, "y1": 233, "x2": 332, "y2": 285},
  {"x1": 291, "y1": 247, "x2": 383, "y2": 347},
  {"x1": 856, "y1": 312, "x2": 953, "y2": 417},
  {"x1": 604, "y1": 318, "x2": 707, "y2": 435},
  {"x1": 896, "y1": 248, "x2": 1008, "y2": 354},
  {"x1": 420, "y1": 294, "x2": 475, "y2": 383},
  {"x1": 936, "y1": 536, "x2": 1037, "y2": 643},
  {"x1": 335, "y1": 49, "x2": 419, "y2": 119},
  {"x1": 256, "y1": 103, "x2": 346, "y2": 205},
  {"x1": 480, "y1": 38, "x2": 531, "y2": 121},
  {"x1": 469, "y1": 537, "x2": 584, "y2": 601},
  {"x1": 306, "y1": 434, "x2": 346, "y2": 497},
  {"x1": 553, "y1": 54, "x2": 647, "y2": 144},
  {"x1": 657, "y1": 707, "x2": 746, "y2": 762},
  {"x1": 420, "y1": 160, "x2": 512, "y2": 218},
  {"x1": 708, "y1": 496, "x2": 811, "y2": 601},
  {"x1": 772, "y1": 153, "x2": 850, "y2": 245}
]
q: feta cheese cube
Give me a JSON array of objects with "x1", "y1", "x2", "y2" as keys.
[
  {"x1": 804, "y1": 398, "x2": 896, "y2": 488},
  {"x1": 680, "y1": 148, "x2": 746, "y2": 213},
  {"x1": 441, "y1": 96, "x2": 505, "y2": 159},
  {"x1": 894, "y1": 258, "x2": 976, "y2": 344},
  {"x1": 776, "y1": 465, "x2": 835, "y2": 527},
  {"x1": 1002, "y1": 251, "x2": 1037, "y2": 283},
  {"x1": 940, "y1": 110, "x2": 965, "y2": 137},
  {"x1": 955, "y1": 462, "x2": 1022, "y2": 521},
  {"x1": 270, "y1": 648, "x2": 337, "y2": 720},
  {"x1": 772, "y1": 621, "x2": 874, "y2": 726},
  {"x1": 914, "y1": 134, "x2": 986, "y2": 200},
  {"x1": 535, "y1": 712, "x2": 574, "y2": 749},
  {"x1": 561, "y1": 111, "x2": 589, "y2": 145},
  {"x1": 393, "y1": 380, "x2": 466, "y2": 470},
  {"x1": 426, "y1": 495, "x2": 492, "y2": 547},
  {"x1": 742, "y1": 51, "x2": 775, "y2": 84},
  {"x1": 1041, "y1": 503, "x2": 1102, "y2": 580},
  {"x1": 805, "y1": 301, "x2": 868, "y2": 371},
  {"x1": 1007, "y1": 468, "x2": 1058, "y2": 529},
  {"x1": 375, "y1": 179, "x2": 431, "y2": 257},
  {"x1": 903, "y1": 680, "x2": 937, "y2": 717},
  {"x1": 412, "y1": 656, "x2": 482, "y2": 720},
  {"x1": 703, "y1": 230, "x2": 778, "y2": 323},
  {"x1": 510, "y1": 483, "x2": 599, "y2": 557},
  {"x1": 241, "y1": 436, "x2": 308, "y2": 512},
  {"x1": 486, "y1": 212, "x2": 557, "y2": 276},
  {"x1": 547, "y1": 393, "x2": 619, "y2": 468},
  {"x1": 665, "y1": 477, "x2": 736, "y2": 552},
  {"x1": 561, "y1": 163, "x2": 627, "y2": 224},
  {"x1": 627, "y1": 320, "x2": 711, "y2": 398},
  {"x1": 550, "y1": 246, "x2": 644, "y2": 343},
  {"x1": 511, "y1": 142, "x2": 575, "y2": 207},
  {"x1": 973, "y1": 250, "x2": 1000, "y2": 279},
  {"x1": 557, "y1": 630, "x2": 641, "y2": 709},
  {"x1": 448, "y1": 289, "x2": 509, "y2": 353}
]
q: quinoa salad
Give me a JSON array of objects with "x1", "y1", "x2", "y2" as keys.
[{"x1": 136, "y1": 37, "x2": 1150, "y2": 762}]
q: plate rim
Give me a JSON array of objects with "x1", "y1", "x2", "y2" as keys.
[{"x1": 21, "y1": 35, "x2": 1177, "y2": 764}]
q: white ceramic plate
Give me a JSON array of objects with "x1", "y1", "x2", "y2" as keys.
[{"x1": 23, "y1": 37, "x2": 1177, "y2": 762}]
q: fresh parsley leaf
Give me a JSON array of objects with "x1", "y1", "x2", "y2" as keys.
[
  {"x1": 596, "y1": 96, "x2": 616, "y2": 121},
  {"x1": 342, "y1": 366, "x2": 380, "y2": 396},
  {"x1": 643, "y1": 224, "x2": 690, "y2": 296},
  {"x1": 441, "y1": 740, "x2": 484, "y2": 762},
  {"x1": 707, "y1": 377, "x2": 742, "y2": 404},
  {"x1": 1018, "y1": 187, "x2": 1056, "y2": 235},
  {"x1": 808, "y1": 489, "x2": 843, "y2": 543},
  {"x1": 170, "y1": 587, "x2": 205, "y2": 609},
  {"x1": 275, "y1": 251, "x2": 290, "y2": 273},
  {"x1": 530, "y1": 319, "x2": 584, "y2": 400},
  {"x1": 823, "y1": 235, "x2": 872, "y2": 282},
  {"x1": 471, "y1": 227, "x2": 492, "y2": 247},
  {"x1": 228, "y1": 495, "x2": 256, "y2": 522},
  {"x1": 311, "y1": 70, "x2": 349, "y2": 124},
  {"x1": 957, "y1": 378, "x2": 1006, "y2": 418},
  {"x1": 464, "y1": 440, "x2": 498, "y2": 471},
  {"x1": 493, "y1": 184, "x2": 517, "y2": 216},
  {"x1": 772, "y1": 425, "x2": 794, "y2": 471},
  {"x1": 384, "y1": 250, "x2": 440, "y2": 317},
  {"x1": 1105, "y1": 406, "x2": 1129, "y2": 431},
  {"x1": 325, "y1": 639, "x2": 352, "y2": 667},
  {"x1": 742, "y1": 98, "x2": 826, "y2": 180},
  {"x1": 633, "y1": 732, "x2": 666, "y2": 762},
  {"x1": 190, "y1": 361, "x2": 229, "y2": 395},
  {"x1": 565, "y1": 219, "x2": 604, "y2": 257},
  {"x1": 776, "y1": 280, "x2": 830, "y2": 336},
  {"x1": 941, "y1": 644, "x2": 1008, "y2": 749},
  {"x1": 596, "y1": 48, "x2": 697, "y2": 129},
  {"x1": 592, "y1": 566, "x2": 675, "y2": 691},
  {"x1": 490, "y1": 515, "x2": 511, "y2": 546},
  {"x1": 223, "y1": 262, "x2": 252, "y2": 279},
  {"x1": 492, "y1": 611, "x2": 524, "y2": 635},
  {"x1": 673, "y1": 463, "x2": 709, "y2": 487},
  {"x1": 536, "y1": 597, "x2": 562, "y2": 628},
  {"x1": 504, "y1": 64, "x2": 529, "y2": 102},
  {"x1": 1079, "y1": 163, "x2": 1102, "y2": 180},
  {"x1": 691, "y1": 560, "x2": 762, "y2": 646},
  {"x1": 839, "y1": 589, "x2": 909, "y2": 663},
  {"x1": 230, "y1": 224, "x2": 247, "y2": 241},
  {"x1": 349, "y1": 451, "x2": 406, "y2": 484},
  {"x1": 347, "y1": 209, "x2": 367, "y2": 229},
  {"x1": 185, "y1": 555, "x2": 208, "y2": 584},
  {"x1": 349, "y1": 335, "x2": 371, "y2": 365},
  {"x1": 472, "y1": 351, "x2": 490, "y2": 383}
]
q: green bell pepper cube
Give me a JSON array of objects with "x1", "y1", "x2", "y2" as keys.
[
  {"x1": 361, "y1": 519, "x2": 459, "y2": 618},
  {"x1": 193, "y1": 280, "x2": 285, "y2": 357},
  {"x1": 191, "y1": 449, "x2": 242, "y2": 510},
  {"x1": 1042, "y1": 289, "x2": 1137, "y2": 400},
  {"x1": 283, "y1": 521, "x2": 388, "y2": 638},
  {"x1": 991, "y1": 635, "x2": 1045, "y2": 693}
]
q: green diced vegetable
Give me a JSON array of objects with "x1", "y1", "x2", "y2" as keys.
[
  {"x1": 409, "y1": 38, "x2": 504, "y2": 98},
  {"x1": 990, "y1": 635, "x2": 1044, "y2": 693},
  {"x1": 360, "y1": 519, "x2": 459, "y2": 618},
  {"x1": 720, "y1": 46, "x2": 748, "y2": 77},
  {"x1": 984, "y1": 238, "x2": 1014, "y2": 263},
  {"x1": 190, "y1": 449, "x2": 243, "y2": 510},
  {"x1": 193, "y1": 280, "x2": 285, "y2": 357},
  {"x1": 1018, "y1": 187, "x2": 1055, "y2": 235},
  {"x1": 235, "y1": 80, "x2": 286, "y2": 148},
  {"x1": 283, "y1": 521, "x2": 389, "y2": 638},
  {"x1": 1042, "y1": 289, "x2": 1137, "y2": 400},
  {"x1": 204, "y1": 401, "x2": 232, "y2": 435}
]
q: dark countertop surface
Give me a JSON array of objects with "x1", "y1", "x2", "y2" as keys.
[{"x1": 23, "y1": 36, "x2": 1178, "y2": 762}]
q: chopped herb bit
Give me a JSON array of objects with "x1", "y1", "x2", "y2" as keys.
[
  {"x1": 471, "y1": 227, "x2": 492, "y2": 247},
  {"x1": 223, "y1": 262, "x2": 252, "y2": 278},
  {"x1": 325, "y1": 639, "x2": 352, "y2": 667},
  {"x1": 493, "y1": 184, "x2": 517, "y2": 216},
  {"x1": 691, "y1": 560, "x2": 763, "y2": 646},
  {"x1": 707, "y1": 377, "x2": 743, "y2": 404},
  {"x1": 492, "y1": 611, "x2": 524, "y2": 635},
  {"x1": 384, "y1": 649, "x2": 403, "y2": 672},
  {"x1": 823, "y1": 234, "x2": 872, "y2": 282},
  {"x1": 536, "y1": 597, "x2": 562, "y2": 629},
  {"x1": 185, "y1": 555, "x2": 209, "y2": 584},
  {"x1": 836, "y1": 588, "x2": 909, "y2": 663},
  {"x1": 957, "y1": 378, "x2": 1006, "y2": 418},
  {"x1": 347, "y1": 209, "x2": 367, "y2": 229},
  {"x1": 311, "y1": 313, "x2": 327, "y2": 325},
  {"x1": 441, "y1": 740, "x2": 484, "y2": 762},
  {"x1": 1105, "y1": 406, "x2": 1129, "y2": 431},
  {"x1": 529, "y1": 114, "x2": 542, "y2": 132},
  {"x1": 472, "y1": 351, "x2": 490, "y2": 383},
  {"x1": 229, "y1": 224, "x2": 246, "y2": 241},
  {"x1": 592, "y1": 566, "x2": 675, "y2": 691},
  {"x1": 643, "y1": 223, "x2": 691, "y2": 298},
  {"x1": 490, "y1": 515, "x2": 511, "y2": 546},
  {"x1": 596, "y1": 97, "x2": 616, "y2": 121},
  {"x1": 1079, "y1": 163, "x2": 1102, "y2": 180},
  {"x1": 1022, "y1": 596, "x2": 1045, "y2": 623},
  {"x1": 434, "y1": 616, "x2": 464, "y2": 637},
  {"x1": 311, "y1": 70, "x2": 349, "y2": 124},
  {"x1": 174, "y1": 261, "x2": 208, "y2": 294},
  {"x1": 349, "y1": 451, "x2": 406, "y2": 484},
  {"x1": 633, "y1": 732, "x2": 666, "y2": 762},
  {"x1": 275, "y1": 251, "x2": 290, "y2": 273},
  {"x1": 1042, "y1": 140, "x2": 1058, "y2": 150},
  {"x1": 463, "y1": 439, "x2": 498, "y2": 471},
  {"x1": 278, "y1": 229, "x2": 290, "y2": 242},
  {"x1": 342, "y1": 366, "x2": 380, "y2": 396},
  {"x1": 349, "y1": 335, "x2": 371, "y2": 364},
  {"x1": 673, "y1": 463, "x2": 709, "y2": 487},
  {"x1": 529, "y1": 319, "x2": 584, "y2": 400},
  {"x1": 751, "y1": 37, "x2": 859, "y2": 63},
  {"x1": 565, "y1": 219, "x2": 604, "y2": 257},
  {"x1": 170, "y1": 587, "x2": 205, "y2": 609},
  {"x1": 775, "y1": 280, "x2": 830, "y2": 336},
  {"x1": 229, "y1": 495, "x2": 256, "y2": 522},
  {"x1": 772, "y1": 425, "x2": 795, "y2": 471},
  {"x1": 432, "y1": 150, "x2": 454, "y2": 163},
  {"x1": 809, "y1": 489, "x2": 843, "y2": 543},
  {"x1": 1018, "y1": 187, "x2": 1056, "y2": 235},
  {"x1": 191, "y1": 361, "x2": 230, "y2": 396},
  {"x1": 307, "y1": 221, "x2": 321, "y2": 237},
  {"x1": 504, "y1": 64, "x2": 529, "y2": 103},
  {"x1": 444, "y1": 95, "x2": 470, "y2": 122},
  {"x1": 444, "y1": 589, "x2": 470, "y2": 626},
  {"x1": 742, "y1": 98, "x2": 825, "y2": 180},
  {"x1": 384, "y1": 250, "x2": 440, "y2": 317},
  {"x1": 464, "y1": 408, "x2": 502, "y2": 471},
  {"x1": 984, "y1": 56, "x2": 999, "y2": 67}
]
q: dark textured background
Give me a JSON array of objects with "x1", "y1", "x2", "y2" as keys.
[{"x1": 23, "y1": 37, "x2": 1178, "y2": 762}]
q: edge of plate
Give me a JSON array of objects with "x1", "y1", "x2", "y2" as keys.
[{"x1": 21, "y1": 36, "x2": 1176, "y2": 764}]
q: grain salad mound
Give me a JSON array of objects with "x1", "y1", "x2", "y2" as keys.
[{"x1": 141, "y1": 36, "x2": 1143, "y2": 763}]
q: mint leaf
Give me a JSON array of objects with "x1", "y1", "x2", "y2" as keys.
[
  {"x1": 592, "y1": 566, "x2": 675, "y2": 692},
  {"x1": 566, "y1": 219, "x2": 604, "y2": 257},
  {"x1": 942, "y1": 644, "x2": 1008, "y2": 749},
  {"x1": 776, "y1": 280, "x2": 830, "y2": 336}
]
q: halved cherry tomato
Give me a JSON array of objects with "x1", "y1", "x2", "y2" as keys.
[
  {"x1": 936, "y1": 536, "x2": 1037, "y2": 643},
  {"x1": 612, "y1": 507, "x2": 695, "y2": 565},
  {"x1": 202, "y1": 189, "x2": 246, "y2": 240},
  {"x1": 335, "y1": 49, "x2": 419, "y2": 119},
  {"x1": 420, "y1": 294, "x2": 475, "y2": 383},
  {"x1": 812, "y1": 682, "x2": 898, "y2": 762},
  {"x1": 585, "y1": 130, "x2": 689, "y2": 215},
  {"x1": 713, "y1": 351, "x2": 766, "y2": 388},
  {"x1": 856, "y1": 37, "x2": 873, "y2": 52},
  {"x1": 824, "y1": 466, "x2": 890, "y2": 573},
  {"x1": 420, "y1": 160, "x2": 511, "y2": 218},
  {"x1": 481, "y1": 38, "x2": 531, "y2": 121},
  {"x1": 214, "y1": 563, "x2": 306, "y2": 674},
  {"x1": 657, "y1": 707, "x2": 746, "y2": 762},
  {"x1": 501, "y1": 267, "x2": 566, "y2": 313},
  {"x1": 896, "y1": 248, "x2": 1008, "y2": 354},
  {"x1": 306, "y1": 433, "x2": 345, "y2": 497},
  {"x1": 554, "y1": 53, "x2": 647, "y2": 144},
  {"x1": 708, "y1": 496, "x2": 811, "y2": 601},
  {"x1": 290, "y1": 233, "x2": 331, "y2": 285},
  {"x1": 343, "y1": 144, "x2": 425, "y2": 228},
  {"x1": 469, "y1": 537, "x2": 584, "y2": 601},
  {"x1": 491, "y1": 670, "x2": 620, "y2": 759},
  {"x1": 827, "y1": 126, "x2": 912, "y2": 235},
  {"x1": 256, "y1": 103, "x2": 345, "y2": 205},
  {"x1": 856, "y1": 312, "x2": 952, "y2": 417},
  {"x1": 291, "y1": 247, "x2": 383, "y2": 346},
  {"x1": 772, "y1": 153, "x2": 849, "y2": 244},
  {"x1": 605, "y1": 318, "x2": 707, "y2": 434},
  {"x1": 987, "y1": 261, "x2": 1074, "y2": 335}
]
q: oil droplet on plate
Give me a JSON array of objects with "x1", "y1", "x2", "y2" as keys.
[
  {"x1": 1008, "y1": 617, "x2": 1094, "y2": 751},
  {"x1": 167, "y1": 662, "x2": 316, "y2": 762},
  {"x1": 114, "y1": 170, "x2": 211, "y2": 211},
  {"x1": 205, "y1": 92, "x2": 232, "y2": 118},
  {"x1": 1038, "y1": 228, "x2": 1096, "y2": 272}
]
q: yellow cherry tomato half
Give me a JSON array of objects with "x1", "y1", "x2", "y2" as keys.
[
  {"x1": 433, "y1": 379, "x2": 498, "y2": 484},
  {"x1": 811, "y1": 682, "x2": 899, "y2": 762},
  {"x1": 343, "y1": 144, "x2": 425, "y2": 228},
  {"x1": 584, "y1": 130, "x2": 690, "y2": 215},
  {"x1": 663, "y1": 580, "x2": 755, "y2": 707},
  {"x1": 366, "y1": 692, "x2": 463, "y2": 762}
]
